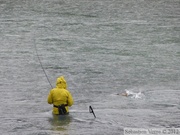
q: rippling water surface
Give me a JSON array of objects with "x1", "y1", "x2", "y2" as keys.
[{"x1": 0, "y1": 0, "x2": 180, "y2": 134}]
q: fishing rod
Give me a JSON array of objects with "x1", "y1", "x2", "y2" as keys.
[
  {"x1": 34, "y1": 39, "x2": 53, "y2": 89},
  {"x1": 34, "y1": 39, "x2": 96, "y2": 118}
]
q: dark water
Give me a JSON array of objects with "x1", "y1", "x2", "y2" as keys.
[{"x1": 0, "y1": 0, "x2": 180, "y2": 134}]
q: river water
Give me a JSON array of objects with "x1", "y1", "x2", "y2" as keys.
[{"x1": 0, "y1": 0, "x2": 180, "y2": 135}]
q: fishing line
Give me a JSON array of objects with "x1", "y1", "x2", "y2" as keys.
[
  {"x1": 34, "y1": 39, "x2": 53, "y2": 89},
  {"x1": 34, "y1": 40, "x2": 96, "y2": 118}
]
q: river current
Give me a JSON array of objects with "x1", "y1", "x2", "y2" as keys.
[{"x1": 0, "y1": 0, "x2": 180, "y2": 135}]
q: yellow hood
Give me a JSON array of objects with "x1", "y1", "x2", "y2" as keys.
[{"x1": 56, "y1": 76, "x2": 67, "y2": 89}]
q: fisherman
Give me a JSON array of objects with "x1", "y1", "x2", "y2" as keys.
[{"x1": 47, "y1": 76, "x2": 74, "y2": 115}]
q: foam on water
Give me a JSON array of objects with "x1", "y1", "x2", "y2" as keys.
[{"x1": 125, "y1": 90, "x2": 145, "y2": 99}]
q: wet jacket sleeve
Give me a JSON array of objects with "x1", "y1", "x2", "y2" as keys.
[
  {"x1": 47, "y1": 90, "x2": 53, "y2": 104},
  {"x1": 67, "y1": 91, "x2": 74, "y2": 106}
]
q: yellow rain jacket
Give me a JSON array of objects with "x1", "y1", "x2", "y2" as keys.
[{"x1": 47, "y1": 76, "x2": 74, "y2": 115}]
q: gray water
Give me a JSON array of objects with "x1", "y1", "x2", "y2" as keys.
[{"x1": 0, "y1": 0, "x2": 180, "y2": 135}]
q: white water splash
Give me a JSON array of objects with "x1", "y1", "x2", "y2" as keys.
[{"x1": 125, "y1": 90, "x2": 145, "y2": 99}]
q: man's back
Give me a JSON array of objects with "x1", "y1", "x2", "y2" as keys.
[{"x1": 47, "y1": 76, "x2": 74, "y2": 115}]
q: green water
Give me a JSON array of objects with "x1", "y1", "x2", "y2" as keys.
[{"x1": 0, "y1": 0, "x2": 180, "y2": 134}]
